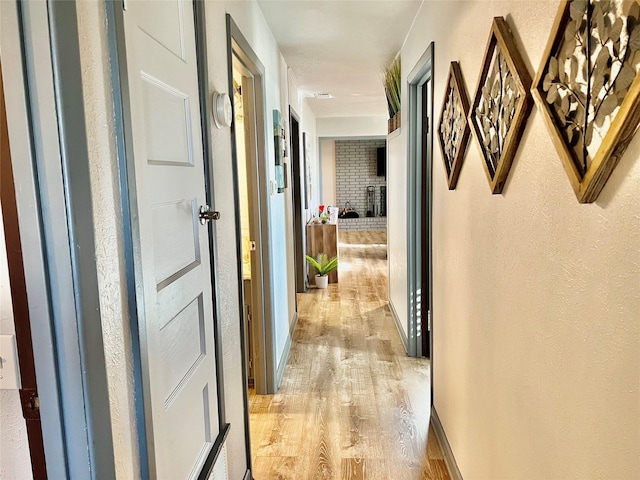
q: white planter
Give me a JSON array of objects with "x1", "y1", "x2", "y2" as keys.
[{"x1": 315, "y1": 274, "x2": 329, "y2": 289}]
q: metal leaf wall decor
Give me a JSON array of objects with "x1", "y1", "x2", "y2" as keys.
[
  {"x1": 437, "y1": 62, "x2": 471, "y2": 189},
  {"x1": 469, "y1": 17, "x2": 533, "y2": 193},
  {"x1": 532, "y1": 0, "x2": 640, "y2": 203}
]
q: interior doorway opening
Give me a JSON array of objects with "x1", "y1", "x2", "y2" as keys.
[
  {"x1": 231, "y1": 50, "x2": 270, "y2": 395},
  {"x1": 407, "y1": 43, "x2": 434, "y2": 362},
  {"x1": 232, "y1": 60, "x2": 257, "y2": 388},
  {"x1": 289, "y1": 108, "x2": 307, "y2": 294},
  {"x1": 227, "y1": 16, "x2": 278, "y2": 399}
]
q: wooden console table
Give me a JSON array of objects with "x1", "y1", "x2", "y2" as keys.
[{"x1": 306, "y1": 223, "x2": 338, "y2": 284}]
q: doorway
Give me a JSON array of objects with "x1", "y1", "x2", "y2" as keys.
[
  {"x1": 420, "y1": 79, "x2": 432, "y2": 358},
  {"x1": 227, "y1": 17, "x2": 276, "y2": 396},
  {"x1": 407, "y1": 43, "x2": 434, "y2": 360},
  {"x1": 289, "y1": 108, "x2": 307, "y2": 293},
  {"x1": 0, "y1": 59, "x2": 47, "y2": 480},
  {"x1": 231, "y1": 56, "x2": 262, "y2": 390}
]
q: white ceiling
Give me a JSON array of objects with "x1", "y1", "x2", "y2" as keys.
[{"x1": 257, "y1": 0, "x2": 423, "y2": 118}]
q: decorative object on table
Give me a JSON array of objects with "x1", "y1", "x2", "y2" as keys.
[
  {"x1": 366, "y1": 186, "x2": 375, "y2": 217},
  {"x1": 532, "y1": 0, "x2": 640, "y2": 203},
  {"x1": 318, "y1": 204, "x2": 328, "y2": 223},
  {"x1": 469, "y1": 17, "x2": 533, "y2": 194},
  {"x1": 305, "y1": 253, "x2": 338, "y2": 289},
  {"x1": 437, "y1": 61, "x2": 471, "y2": 189},
  {"x1": 383, "y1": 56, "x2": 401, "y2": 133},
  {"x1": 273, "y1": 109, "x2": 285, "y2": 193},
  {"x1": 379, "y1": 186, "x2": 387, "y2": 217},
  {"x1": 327, "y1": 206, "x2": 338, "y2": 224},
  {"x1": 338, "y1": 201, "x2": 359, "y2": 219}
]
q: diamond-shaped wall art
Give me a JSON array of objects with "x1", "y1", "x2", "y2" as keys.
[
  {"x1": 437, "y1": 62, "x2": 471, "y2": 189},
  {"x1": 532, "y1": 0, "x2": 640, "y2": 203},
  {"x1": 469, "y1": 17, "x2": 533, "y2": 194}
]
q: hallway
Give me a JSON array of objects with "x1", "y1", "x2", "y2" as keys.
[{"x1": 249, "y1": 231, "x2": 449, "y2": 479}]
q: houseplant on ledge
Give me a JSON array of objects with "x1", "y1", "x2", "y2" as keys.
[
  {"x1": 383, "y1": 56, "x2": 401, "y2": 133},
  {"x1": 305, "y1": 253, "x2": 338, "y2": 289}
]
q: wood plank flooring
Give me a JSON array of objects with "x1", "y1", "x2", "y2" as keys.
[{"x1": 249, "y1": 230, "x2": 449, "y2": 480}]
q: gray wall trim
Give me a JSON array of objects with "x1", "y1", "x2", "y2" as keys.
[
  {"x1": 1, "y1": 2, "x2": 68, "y2": 477},
  {"x1": 243, "y1": 468, "x2": 252, "y2": 480},
  {"x1": 227, "y1": 15, "x2": 278, "y2": 395},
  {"x1": 47, "y1": 2, "x2": 116, "y2": 477},
  {"x1": 275, "y1": 312, "x2": 298, "y2": 389},
  {"x1": 105, "y1": 1, "x2": 150, "y2": 478},
  {"x1": 2, "y1": 1, "x2": 115, "y2": 477},
  {"x1": 431, "y1": 406, "x2": 463, "y2": 480},
  {"x1": 406, "y1": 42, "x2": 435, "y2": 359},
  {"x1": 388, "y1": 301, "x2": 409, "y2": 353}
]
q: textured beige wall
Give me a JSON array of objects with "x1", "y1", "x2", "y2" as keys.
[
  {"x1": 76, "y1": 2, "x2": 141, "y2": 477},
  {"x1": 398, "y1": 1, "x2": 640, "y2": 477},
  {"x1": 320, "y1": 139, "x2": 336, "y2": 205}
]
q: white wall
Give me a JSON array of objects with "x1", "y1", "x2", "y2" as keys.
[
  {"x1": 0, "y1": 210, "x2": 33, "y2": 480},
  {"x1": 386, "y1": 129, "x2": 407, "y2": 340},
  {"x1": 301, "y1": 100, "x2": 319, "y2": 213},
  {"x1": 317, "y1": 116, "x2": 387, "y2": 138},
  {"x1": 394, "y1": 1, "x2": 640, "y2": 477}
]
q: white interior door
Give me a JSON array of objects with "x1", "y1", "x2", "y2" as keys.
[{"x1": 122, "y1": 1, "x2": 219, "y2": 477}]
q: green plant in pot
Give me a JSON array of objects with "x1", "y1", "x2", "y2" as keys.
[
  {"x1": 383, "y1": 56, "x2": 401, "y2": 131},
  {"x1": 305, "y1": 253, "x2": 338, "y2": 289}
]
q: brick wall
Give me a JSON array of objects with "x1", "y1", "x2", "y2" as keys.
[{"x1": 335, "y1": 139, "x2": 387, "y2": 231}]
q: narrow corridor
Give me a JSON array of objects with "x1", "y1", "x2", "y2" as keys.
[{"x1": 249, "y1": 231, "x2": 449, "y2": 479}]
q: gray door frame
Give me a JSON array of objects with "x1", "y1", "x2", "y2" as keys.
[
  {"x1": 226, "y1": 15, "x2": 278, "y2": 395},
  {"x1": 406, "y1": 43, "x2": 434, "y2": 359},
  {"x1": 0, "y1": 1, "x2": 114, "y2": 477}
]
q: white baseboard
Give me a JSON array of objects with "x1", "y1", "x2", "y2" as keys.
[
  {"x1": 431, "y1": 406, "x2": 463, "y2": 480},
  {"x1": 388, "y1": 300, "x2": 408, "y2": 353},
  {"x1": 275, "y1": 312, "x2": 298, "y2": 389}
]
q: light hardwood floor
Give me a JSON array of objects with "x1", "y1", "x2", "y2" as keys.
[{"x1": 249, "y1": 230, "x2": 449, "y2": 480}]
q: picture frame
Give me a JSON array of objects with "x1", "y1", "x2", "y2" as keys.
[
  {"x1": 437, "y1": 61, "x2": 471, "y2": 189},
  {"x1": 273, "y1": 109, "x2": 285, "y2": 193},
  {"x1": 531, "y1": 0, "x2": 640, "y2": 203},
  {"x1": 468, "y1": 17, "x2": 533, "y2": 194}
]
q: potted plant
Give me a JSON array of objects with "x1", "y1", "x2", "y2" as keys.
[
  {"x1": 383, "y1": 56, "x2": 401, "y2": 133},
  {"x1": 305, "y1": 253, "x2": 338, "y2": 289}
]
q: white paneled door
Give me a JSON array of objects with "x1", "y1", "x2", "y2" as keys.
[{"x1": 122, "y1": 1, "x2": 219, "y2": 478}]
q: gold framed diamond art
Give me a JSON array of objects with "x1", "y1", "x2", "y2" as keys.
[
  {"x1": 469, "y1": 17, "x2": 533, "y2": 194},
  {"x1": 532, "y1": 0, "x2": 640, "y2": 203},
  {"x1": 437, "y1": 61, "x2": 471, "y2": 189}
]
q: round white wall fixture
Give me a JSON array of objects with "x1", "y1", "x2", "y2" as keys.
[{"x1": 212, "y1": 91, "x2": 232, "y2": 129}]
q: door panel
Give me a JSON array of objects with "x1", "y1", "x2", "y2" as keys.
[
  {"x1": 123, "y1": 1, "x2": 219, "y2": 477},
  {"x1": 141, "y1": 74, "x2": 194, "y2": 166}
]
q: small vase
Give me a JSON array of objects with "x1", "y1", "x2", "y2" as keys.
[{"x1": 315, "y1": 274, "x2": 329, "y2": 289}]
